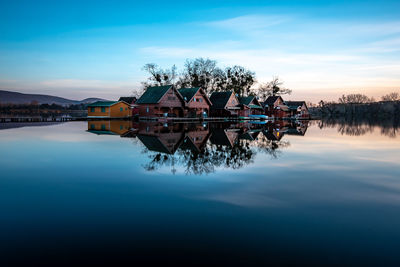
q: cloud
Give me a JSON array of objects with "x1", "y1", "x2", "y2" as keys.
[{"x1": 205, "y1": 14, "x2": 290, "y2": 32}]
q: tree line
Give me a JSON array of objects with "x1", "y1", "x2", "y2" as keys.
[{"x1": 138, "y1": 57, "x2": 292, "y2": 100}]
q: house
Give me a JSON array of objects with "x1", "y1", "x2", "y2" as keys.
[
  {"x1": 238, "y1": 96, "x2": 264, "y2": 117},
  {"x1": 178, "y1": 87, "x2": 212, "y2": 117},
  {"x1": 119, "y1": 96, "x2": 139, "y2": 116},
  {"x1": 135, "y1": 85, "x2": 185, "y2": 117},
  {"x1": 284, "y1": 101, "x2": 310, "y2": 118},
  {"x1": 263, "y1": 96, "x2": 289, "y2": 118},
  {"x1": 209, "y1": 91, "x2": 241, "y2": 117},
  {"x1": 87, "y1": 120, "x2": 132, "y2": 135},
  {"x1": 87, "y1": 101, "x2": 131, "y2": 118}
]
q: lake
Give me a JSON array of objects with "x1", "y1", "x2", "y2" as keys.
[{"x1": 1, "y1": 120, "x2": 400, "y2": 266}]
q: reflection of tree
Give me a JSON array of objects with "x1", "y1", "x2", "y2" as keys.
[
  {"x1": 319, "y1": 117, "x2": 399, "y2": 138},
  {"x1": 142, "y1": 139, "x2": 256, "y2": 175},
  {"x1": 253, "y1": 136, "x2": 290, "y2": 159}
]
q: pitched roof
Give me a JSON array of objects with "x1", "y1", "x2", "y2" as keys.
[
  {"x1": 178, "y1": 87, "x2": 200, "y2": 102},
  {"x1": 238, "y1": 96, "x2": 254, "y2": 106},
  {"x1": 209, "y1": 91, "x2": 234, "y2": 109},
  {"x1": 264, "y1": 96, "x2": 283, "y2": 106},
  {"x1": 136, "y1": 85, "x2": 173, "y2": 104},
  {"x1": 118, "y1": 96, "x2": 136, "y2": 103},
  {"x1": 284, "y1": 101, "x2": 307, "y2": 110},
  {"x1": 87, "y1": 101, "x2": 118, "y2": 107}
]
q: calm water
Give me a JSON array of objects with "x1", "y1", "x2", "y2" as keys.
[{"x1": 1, "y1": 120, "x2": 400, "y2": 266}]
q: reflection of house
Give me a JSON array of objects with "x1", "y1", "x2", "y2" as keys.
[
  {"x1": 238, "y1": 96, "x2": 264, "y2": 117},
  {"x1": 87, "y1": 101, "x2": 131, "y2": 118},
  {"x1": 136, "y1": 85, "x2": 185, "y2": 117},
  {"x1": 263, "y1": 96, "x2": 289, "y2": 118},
  {"x1": 262, "y1": 121, "x2": 289, "y2": 141},
  {"x1": 286, "y1": 121, "x2": 309, "y2": 136},
  {"x1": 87, "y1": 120, "x2": 132, "y2": 135},
  {"x1": 284, "y1": 101, "x2": 310, "y2": 118},
  {"x1": 178, "y1": 87, "x2": 212, "y2": 117},
  {"x1": 137, "y1": 123, "x2": 185, "y2": 154},
  {"x1": 210, "y1": 128, "x2": 239, "y2": 147},
  {"x1": 209, "y1": 91, "x2": 241, "y2": 117},
  {"x1": 180, "y1": 129, "x2": 211, "y2": 153},
  {"x1": 239, "y1": 129, "x2": 261, "y2": 141}
]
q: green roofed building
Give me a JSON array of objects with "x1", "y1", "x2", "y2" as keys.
[
  {"x1": 237, "y1": 96, "x2": 264, "y2": 117},
  {"x1": 87, "y1": 100, "x2": 131, "y2": 118},
  {"x1": 135, "y1": 85, "x2": 185, "y2": 117},
  {"x1": 178, "y1": 87, "x2": 212, "y2": 118},
  {"x1": 209, "y1": 91, "x2": 240, "y2": 117}
]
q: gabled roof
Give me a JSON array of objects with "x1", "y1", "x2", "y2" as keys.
[
  {"x1": 264, "y1": 96, "x2": 283, "y2": 106},
  {"x1": 178, "y1": 87, "x2": 200, "y2": 102},
  {"x1": 136, "y1": 85, "x2": 173, "y2": 104},
  {"x1": 178, "y1": 87, "x2": 213, "y2": 106},
  {"x1": 238, "y1": 96, "x2": 263, "y2": 109},
  {"x1": 209, "y1": 91, "x2": 234, "y2": 109},
  {"x1": 284, "y1": 101, "x2": 307, "y2": 110},
  {"x1": 118, "y1": 96, "x2": 136, "y2": 103},
  {"x1": 87, "y1": 101, "x2": 119, "y2": 107},
  {"x1": 238, "y1": 96, "x2": 255, "y2": 106}
]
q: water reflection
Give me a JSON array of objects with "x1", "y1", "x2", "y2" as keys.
[
  {"x1": 87, "y1": 120, "x2": 308, "y2": 174},
  {"x1": 318, "y1": 117, "x2": 399, "y2": 138}
]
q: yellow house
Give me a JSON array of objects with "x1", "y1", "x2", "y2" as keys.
[{"x1": 87, "y1": 101, "x2": 131, "y2": 118}]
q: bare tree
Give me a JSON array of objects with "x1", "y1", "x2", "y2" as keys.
[
  {"x1": 338, "y1": 94, "x2": 374, "y2": 104},
  {"x1": 256, "y1": 76, "x2": 292, "y2": 101},
  {"x1": 381, "y1": 92, "x2": 399, "y2": 101},
  {"x1": 177, "y1": 58, "x2": 224, "y2": 94},
  {"x1": 142, "y1": 63, "x2": 178, "y2": 87}
]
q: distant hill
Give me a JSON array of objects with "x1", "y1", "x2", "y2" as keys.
[{"x1": 0, "y1": 90, "x2": 109, "y2": 105}]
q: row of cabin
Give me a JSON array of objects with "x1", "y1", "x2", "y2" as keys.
[{"x1": 87, "y1": 85, "x2": 309, "y2": 119}]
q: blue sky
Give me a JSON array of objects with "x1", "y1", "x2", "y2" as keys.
[{"x1": 0, "y1": 0, "x2": 399, "y2": 101}]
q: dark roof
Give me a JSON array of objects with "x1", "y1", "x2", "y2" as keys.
[
  {"x1": 209, "y1": 129, "x2": 236, "y2": 147},
  {"x1": 136, "y1": 85, "x2": 173, "y2": 104},
  {"x1": 137, "y1": 135, "x2": 172, "y2": 154},
  {"x1": 178, "y1": 87, "x2": 200, "y2": 102},
  {"x1": 264, "y1": 96, "x2": 283, "y2": 106},
  {"x1": 238, "y1": 96, "x2": 254, "y2": 106},
  {"x1": 284, "y1": 101, "x2": 307, "y2": 110},
  {"x1": 209, "y1": 91, "x2": 234, "y2": 109},
  {"x1": 87, "y1": 101, "x2": 118, "y2": 107},
  {"x1": 118, "y1": 96, "x2": 136, "y2": 103},
  {"x1": 179, "y1": 136, "x2": 200, "y2": 153}
]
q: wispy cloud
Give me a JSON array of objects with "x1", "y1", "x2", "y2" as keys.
[{"x1": 205, "y1": 14, "x2": 290, "y2": 32}]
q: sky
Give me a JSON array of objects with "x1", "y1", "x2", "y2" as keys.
[{"x1": 0, "y1": 0, "x2": 399, "y2": 102}]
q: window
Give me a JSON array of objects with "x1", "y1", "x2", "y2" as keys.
[
  {"x1": 101, "y1": 107, "x2": 106, "y2": 112},
  {"x1": 232, "y1": 100, "x2": 236, "y2": 104},
  {"x1": 90, "y1": 107, "x2": 95, "y2": 112},
  {"x1": 120, "y1": 125, "x2": 123, "y2": 130},
  {"x1": 199, "y1": 98, "x2": 203, "y2": 102},
  {"x1": 120, "y1": 107, "x2": 123, "y2": 112},
  {"x1": 90, "y1": 124, "x2": 95, "y2": 129},
  {"x1": 146, "y1": 107, "x2": 149, "y2": 113},
  {"x1": 101, "y1": 124, "x2": 106, "y2": 130},
  {"x1": 125, "y1": 108, "x2": 127, "y2": 110}
]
